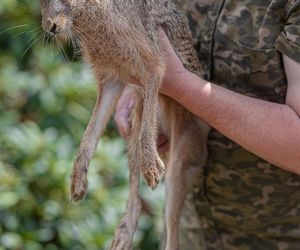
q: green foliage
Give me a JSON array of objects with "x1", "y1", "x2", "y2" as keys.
[{"x1": 0, "y1": 1, "x2": 164, "y2": 249}]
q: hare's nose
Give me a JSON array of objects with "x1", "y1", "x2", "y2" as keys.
[
  {"x1": 45, "y1": 18, "x2": 57, "y2": 34},
  {"x1": 50, "y1": 23, "x2": 57, "y2": 34}
]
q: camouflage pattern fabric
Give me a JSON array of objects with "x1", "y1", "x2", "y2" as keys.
[{"x1": 178, "y1": 1, "x2": 300, "y2": 249}]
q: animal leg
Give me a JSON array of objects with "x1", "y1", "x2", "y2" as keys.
[
  {"x1": 140, "y1": 77, "x2": 165, "y2": 189},
  {"x1": 164, "y1": 118, "x2": 208, "y2": 250},
  {"x1": 110, "y1": 91, "x2": 143, "y2": 250},
  {"x1": 110, "y1": 177, "x2": 141, "y2": 250},
  {"x1": 70, "y1": 81, "x2": 124, "y2": 202},
  {"x1": 164, "y1": 154, "x2": 187, "y2": 250}
]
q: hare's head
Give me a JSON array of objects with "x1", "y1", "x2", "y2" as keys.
[{"x1": 41, "y1": 0, "x2": 87, "y2": 35}]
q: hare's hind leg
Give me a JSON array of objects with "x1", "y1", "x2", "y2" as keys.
[
  {"x1": 70, "y1": 81, "x2": 124, "y2": 202},
  {"x1": 110, "y1": 90, "x2": 143, "y2": 250},
  {"x1": 164, "y1": 113, "x2": 208, "y2": 250}
]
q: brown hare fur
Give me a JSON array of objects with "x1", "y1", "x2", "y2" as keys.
[{"x1": 41, "y1": 0, "x2": 210, "y2": 249}]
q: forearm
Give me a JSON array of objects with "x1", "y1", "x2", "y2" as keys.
[{"x1": 162, "y1": 71, "x2": 300, "y2": 174}]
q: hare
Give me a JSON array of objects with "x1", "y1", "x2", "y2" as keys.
[{"x1": 41, "y1": 0, "x2": 210, "y2": 249}]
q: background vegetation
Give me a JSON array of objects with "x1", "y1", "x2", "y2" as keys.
[{"x1": 0, "y1": 1, "x2": 164, "y2": 249}]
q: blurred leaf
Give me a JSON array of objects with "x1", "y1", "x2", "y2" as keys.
[
  {"x1": 0, "y1": 232, "x2": 22, "y2": 249},
  {"x1": 0, "y1": 1, "x2": 164, "y2": 249},
  {"x1": 0, "y1": 192, "x2": 19, "y2": 209}
]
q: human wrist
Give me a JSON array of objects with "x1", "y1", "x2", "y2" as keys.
[
  {"x1": 160, "y1": 68, "x2": 190, "y2": 98},
  {"x1": 160, "y1": 69, "x2": 207, "y2": 102}
]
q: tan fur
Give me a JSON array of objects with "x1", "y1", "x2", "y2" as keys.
[{"x1": 41, "y1": 0, "x2": 210, "y2": 249}]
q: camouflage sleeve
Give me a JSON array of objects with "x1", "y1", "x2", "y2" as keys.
[{"x1": 275, "y1": 0, "x2": 300, "y2": 63}]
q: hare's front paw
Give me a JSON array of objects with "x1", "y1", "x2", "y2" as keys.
[
  {"x1": 70, "y1": 153, "x2": 89, "y2": 202},
  {"x1": 142, "y1": 155, "x2": 165, "y2": 190}
]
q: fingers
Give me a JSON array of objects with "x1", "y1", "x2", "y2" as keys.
[
  {"x1": 115, "y1": 87, "x2": 135, "y2": 138},
  {"x1": 156, "y1": 27, "x2": 187, "y2": 95},
  {"x1": 156, "y1": 27, "x2": 175, "y2": 54}
]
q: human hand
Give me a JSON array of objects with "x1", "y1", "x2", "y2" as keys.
[
  {"x1": 156, "y1": 27, "x2": 187, "y2": 95},
  {"x1": 128, "y1": 27, "x2": 188, "y2": 95}
]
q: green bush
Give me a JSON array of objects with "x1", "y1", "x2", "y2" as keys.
[{"x1": 0, "y1": 1, "x2": 164, "y2": 249}]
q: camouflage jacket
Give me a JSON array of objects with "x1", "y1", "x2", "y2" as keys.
[{"x1": 178, "y1": 1, "x2": 300, "y2": 249}]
